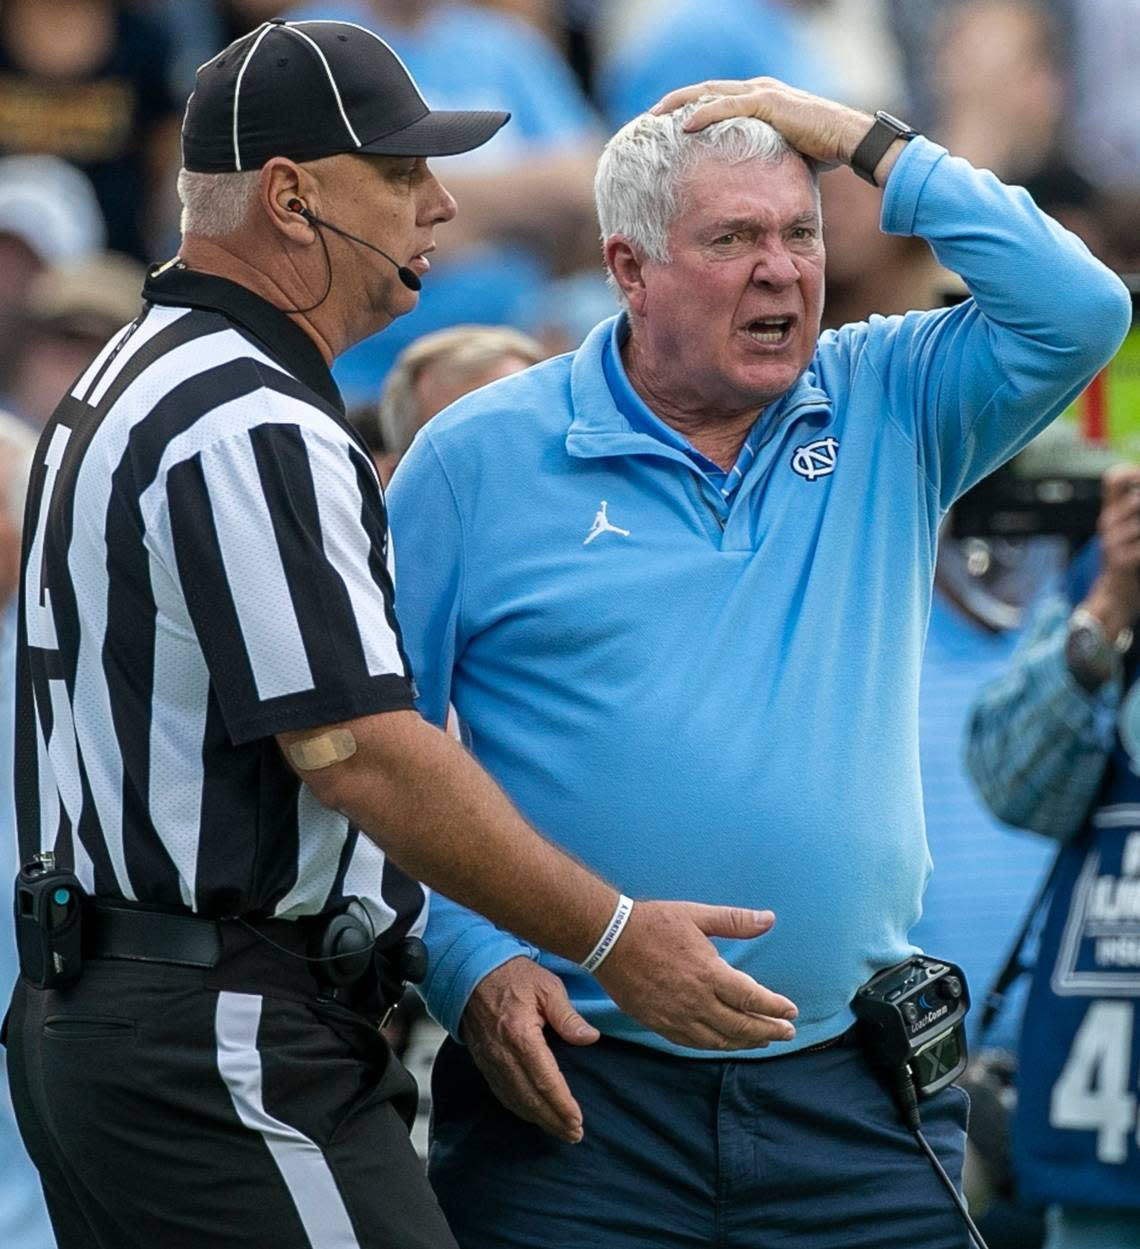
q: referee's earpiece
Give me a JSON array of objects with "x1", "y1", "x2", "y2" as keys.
[{"x1": 286, "y1": 198, "x2": 308, "y2": 217}]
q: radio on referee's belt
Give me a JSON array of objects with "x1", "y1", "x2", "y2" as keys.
[
  {"x1": 311, "y1": 898, "x2": 428, "y2": 1023},
  {"x1": 13, "y1": 852, "x2": 86, "y2": 989}
]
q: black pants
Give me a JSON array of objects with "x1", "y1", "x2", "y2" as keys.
[{"x1": 5, "y1": 946, "x2": 458, "y2": 1249}]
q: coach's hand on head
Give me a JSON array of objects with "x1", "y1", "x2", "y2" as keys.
[
  {"x1": 651, "y1": 77, "x2": 909, "y2": 188},
  {"x1": 278, "y1": 711, "x2": 797, "y2": 1064}
]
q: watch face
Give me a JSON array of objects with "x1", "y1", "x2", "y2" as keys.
[
  {"x1": 875, "y1": 110, "x2": 915, "y2": 137},
  {"x1": 1070, "y1": 627, "x2": 1099, "y2": 661},
  {"x1": 1067, "y1": 622, "x2": 1114, "y2": 687}
]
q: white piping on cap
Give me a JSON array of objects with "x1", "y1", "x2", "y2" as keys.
[
  {"x1": 232, "y1": 22, "x2": 276, "y2": 171},
  {"x1": 296, "y1": 20, "x2": 428, "y2": 109},
  {"x1": 283, "y1": 25, "x2": 362, "y2": 149}
]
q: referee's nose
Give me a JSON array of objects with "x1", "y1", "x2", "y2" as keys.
[{"x1": 420, "y1": 163, "x2": 458, "y2": 228}]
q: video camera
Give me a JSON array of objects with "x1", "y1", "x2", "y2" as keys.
[{"x1": 951, "y1": 275, "x2": 1140, "y2": 549}]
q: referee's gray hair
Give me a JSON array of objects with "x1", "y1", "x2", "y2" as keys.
[
  {"x1": 0, "y1": 409, "x2": 37, "y2": 530},
  {"x1": 378, "y1": 325, "x2": 545, "y2": 459},
  {"x1": 595, "y1": 99, "x2": 820, "y2": 299},
  {"x1": 177, "y1": 168, "x2": 260, "y2": 237}
]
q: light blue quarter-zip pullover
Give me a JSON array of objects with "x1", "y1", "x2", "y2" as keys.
[{"x1": 387, "y1": 137, "x2": 1131, "y2": 1057}]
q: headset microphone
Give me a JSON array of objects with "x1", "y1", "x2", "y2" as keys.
[{"x1": 286, "y1": 199, "x2": 422, "y2": 292}]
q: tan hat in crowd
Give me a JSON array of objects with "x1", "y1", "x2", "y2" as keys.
[{"x1": 26, "y1": 252, "x2": 146, "y2": 339}]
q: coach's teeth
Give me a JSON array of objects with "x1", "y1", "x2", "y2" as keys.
[{"x1": 746, "y1": 318, "x2": 789, "y2": 342}]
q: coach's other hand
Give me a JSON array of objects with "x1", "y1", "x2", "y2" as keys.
[{"x1": 463, "y1": 958, "x2": 599, "y2": 1143}]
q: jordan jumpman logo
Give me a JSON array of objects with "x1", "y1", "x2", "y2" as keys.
[{"x1": 583, "y1": 500, "x2": 631, "y2": 545}]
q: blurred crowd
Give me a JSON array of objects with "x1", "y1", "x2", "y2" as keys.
[
  {"x1": 1, "y1": 3, "x2": 1138, "y2": 1248},
  {"x1": 0, "y1": 0, "x2": 1138, "y2": 439}
]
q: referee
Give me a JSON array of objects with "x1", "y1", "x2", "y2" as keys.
[{"x1": 3, "y1": 20, "x2": 794, "y2": 1249}]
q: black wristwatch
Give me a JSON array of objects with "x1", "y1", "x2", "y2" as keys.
[
  {"x1": 850, "y1": 110, "x2": 918, "y2": 186},
  {"x1": 1064, "y1": 607, "x2": 1133, "y2": 693}
]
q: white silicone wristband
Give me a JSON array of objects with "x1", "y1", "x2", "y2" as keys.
[{"x1": 580, "y1": 894, "x2": 634, "y2": 974}]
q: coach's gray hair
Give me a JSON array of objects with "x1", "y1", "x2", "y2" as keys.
[
  {"x1": 0, "y1": 409, "x2": 37, "y2": 530},
  {"x1": 177, "y1": 168, "x2": 260, "y2": 237},
  {"x1": 595, "y1": 99, "x2": 820, "y2": 300}
]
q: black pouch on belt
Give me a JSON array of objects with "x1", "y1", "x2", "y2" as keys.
[{"x1": 13, "y1": 854, "x2": 86, "y2": 989}]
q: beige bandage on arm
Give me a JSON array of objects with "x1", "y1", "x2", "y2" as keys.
[{"x1": 287, "y1": 728, "x2": 358, "y2": 771}]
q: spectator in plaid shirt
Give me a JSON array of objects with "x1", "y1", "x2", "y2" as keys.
[{"x1": 965, "y1": 464, "x2": 1140, "y2": 1249}]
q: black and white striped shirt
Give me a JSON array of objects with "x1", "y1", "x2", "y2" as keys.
[{"x1": 14, "y1": 264, "x2": 427, "y2": 937}]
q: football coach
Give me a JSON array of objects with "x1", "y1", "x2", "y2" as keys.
[
  {"x1": 3, "y1": 24, "x2": 797, "y2": 1249},
  {"x1": 386, "y1": 78, "x2": 1134, "y2": 1248}
]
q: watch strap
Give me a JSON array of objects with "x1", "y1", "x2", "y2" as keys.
[{"x1": 850, "y1": 111, "x2": 917, "y2": 187}]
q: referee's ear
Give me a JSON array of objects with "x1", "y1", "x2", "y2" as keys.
[{"x1": 261, "y1": 158, "x2": 317, "y2": 243}]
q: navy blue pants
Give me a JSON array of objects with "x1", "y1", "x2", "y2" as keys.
[{"x1": 429, "y1": 1031, "x2": 971, "y2": 1249}]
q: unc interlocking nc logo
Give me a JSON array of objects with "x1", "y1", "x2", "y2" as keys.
[{"x1": 790, "y1": 436, "x2": 839, "y2": 481}]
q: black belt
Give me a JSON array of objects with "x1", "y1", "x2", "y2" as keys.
[
  {"x1": 82, "y1": 901, "x2": 424, "y2": 1013},
  {"x1": 82, "y1": 900, "x2": 426, "y2": 1025},
  {"x1": 85, "y1": 902, "x2": 226, "y2": 967},
  {"x1": 83, "y1": 900, "x2": 337, "y2": 969}
]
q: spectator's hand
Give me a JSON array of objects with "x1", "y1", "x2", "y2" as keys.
[
  {"x1": 651, "y1": 78, "x2": 875, "y2": 171},
  {"x1": 594, "y1": 900, "x2": 797, "y2": 1051},
  {"x1": 462, "y1": 956, "x2": 599, "y2": 1142},
  {"x1": 1086, "y1": 464, "x2": 1140, "y2": 637}
]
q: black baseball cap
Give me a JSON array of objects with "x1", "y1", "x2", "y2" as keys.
[{"x1": 182, "y1": 19, "x2": 509, "y2": 173}]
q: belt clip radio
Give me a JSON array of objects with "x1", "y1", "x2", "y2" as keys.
[
  {"x1": 853, "y1": 956, "x2": 989, "y2": 1249},
  {"x1": 852, "y1": 954, "x2": 970, "y2": 1129},
  {"x1": 14, "y1": 851, "x2": 86, "y2": 989}
]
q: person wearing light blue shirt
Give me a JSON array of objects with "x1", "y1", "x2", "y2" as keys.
[
  {"x1": 966, "y1": 484, "x2": 1140, "y2": 1249},
  {"x1": 0, "y1": 607, "x2": 56, "y2": 1249},
  {"x1": 388, "y1": 81, "x2": 1131, "y2": 1249},
  {"x1": 0, "y1": 412, "x2": 54, "y2": 1249}
]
